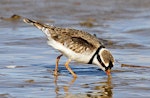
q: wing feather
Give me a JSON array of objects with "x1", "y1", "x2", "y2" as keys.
[
  {"x1": 23, "y1": 18, "x2": 103, "y2": 54},
  {"x1": 49, "y1": 27, "x2": 102, "y2": 53}
]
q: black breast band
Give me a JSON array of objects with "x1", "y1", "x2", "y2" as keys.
[{"x1": 88, "y1": 45, "x2": 105, "y2": 64}]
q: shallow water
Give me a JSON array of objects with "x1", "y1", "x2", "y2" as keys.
[{"x1": 0, "y1": 0, "x2": 150, "y2": 98}]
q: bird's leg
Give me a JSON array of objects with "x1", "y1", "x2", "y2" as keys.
[
  {"x1": 54, "y1": 54, "x2": 63, "y2": 76},
  {"x1": 64, "y1": 59, "x2": 77, "y2": 78}
]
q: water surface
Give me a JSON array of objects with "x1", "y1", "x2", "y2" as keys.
[{"x1": 0, "y1": 0, "x2": 150, "y2": 98}]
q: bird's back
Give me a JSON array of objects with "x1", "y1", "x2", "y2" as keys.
[{"x1": 23, "y1": 18, "x2": 103, "y2": 53}]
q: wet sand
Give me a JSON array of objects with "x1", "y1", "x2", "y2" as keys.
[{"x1": 0, "y1": 0, "x2": 150, "y2": 98}]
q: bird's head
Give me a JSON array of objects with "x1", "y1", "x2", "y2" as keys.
[{"x1": 95, "y1": 48, "x2": 114, "y2": 75}]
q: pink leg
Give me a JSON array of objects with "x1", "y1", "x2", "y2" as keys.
[{"x1": 54, "y1": 54, "x2": 63, "y2": 76}]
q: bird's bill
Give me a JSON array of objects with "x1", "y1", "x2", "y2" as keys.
[{"x1": 105, "y1": 69, "x2": 111, "y2": 75}]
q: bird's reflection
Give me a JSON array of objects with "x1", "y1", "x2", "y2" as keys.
[
  {"x1": 86, "y1": 75, "x2": 113, "y2": 98},
  {"x1": 54, "y1": 75, "x2": 112, "y2": 98},
  {"x1": 54, "y1": 76, "x2": 77, "y2": 97}
]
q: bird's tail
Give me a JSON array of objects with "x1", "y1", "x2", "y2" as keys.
[{"x1": 23, "y1": 18, "x2": 46, "y2": 30}]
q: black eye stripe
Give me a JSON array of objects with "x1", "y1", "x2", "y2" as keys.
[
  {"x1": 88, "y1": 45, "x2": 113, "y2": 71},
  {"x1": 97, "y1": 53, "x2": 113, "y2": 71},
  {"x1": 108, "y1": 61, "x2": 113, "y2": 69}
]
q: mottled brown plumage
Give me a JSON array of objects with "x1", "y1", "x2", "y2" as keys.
[
  {"x1": 50, "y1": 27, "x2": 103, "y2": 53},
  {"x1": 101, "y1": 50, "x2": 114, "y2": 65},
  {"x1": 23, "y1": 18, "x2": 102, "y2": 53},
  {"x1": 23, "y1": 18, "x2": 114, "y2": 77}
]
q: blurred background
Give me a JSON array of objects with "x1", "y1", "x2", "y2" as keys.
[{"x1": 0, "y1": 0, "x2": 150, "y2": 98}]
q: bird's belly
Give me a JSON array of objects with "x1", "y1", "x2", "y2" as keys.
[{"x1": 47, "y1": 40, "x2": 93, "y2": 63}]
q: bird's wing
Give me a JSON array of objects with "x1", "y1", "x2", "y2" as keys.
[
  {"x1": 49, "y1": 27, "x2": 102, "y2": 53},
  {"x1": 23, "y1": 18, "x2": 102, "y2": 53}
]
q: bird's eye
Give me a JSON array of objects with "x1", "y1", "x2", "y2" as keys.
[{"x1": 105, "y1": 61, "x2": 113, "y2": 71}]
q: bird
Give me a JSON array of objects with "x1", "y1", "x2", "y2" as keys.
[{"x1": 23, "y1": 18, "x2": 114, "y2": 78}]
